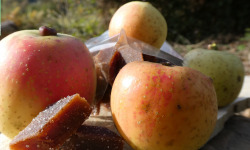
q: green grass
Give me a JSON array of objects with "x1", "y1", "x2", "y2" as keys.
[{"x1": 2, "y1": 0, "x2": 107, "y2": 41}]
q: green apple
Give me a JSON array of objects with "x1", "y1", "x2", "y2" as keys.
[{"x1": 183, "y1": 49, "x2": 244, "y2": 107}]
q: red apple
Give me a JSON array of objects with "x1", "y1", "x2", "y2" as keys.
[
  {"x1": 111, "y1": 61, "x2": 217, "y2": 150},
  {"x1": 0, "y1": 26, "x2": 96, "y2": 138}
]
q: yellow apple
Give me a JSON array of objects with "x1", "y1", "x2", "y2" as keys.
[
  {"x1": 111, "y1": 61, "x2": 217, "y2": 150},
  {"x1": 109, "y1": 1, "x2": 167, "y2": 49}
]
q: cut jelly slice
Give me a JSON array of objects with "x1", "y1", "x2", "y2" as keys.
[{"x1": 10, "y1": 94, "x2": 92, "y2": 150}]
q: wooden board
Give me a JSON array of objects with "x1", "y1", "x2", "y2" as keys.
[
  {"x1": 210, "y1": 97, "x2": 250, "y2": 139},
  {"x1": 201, "y1": 115, "x2": 250, "y2": 150}
]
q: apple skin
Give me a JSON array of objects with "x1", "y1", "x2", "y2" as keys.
[
  {"x1": 0, "y1": 30, "x2": 96, "y2": 138},
  {"x1": 183, "y1": 49, "x2": 245, "y2": 107},
  {"x1": 111, "y1": 61, "x2": 217, "y2": 150},
  {"x1": 109, "y1": 1, "x2": 167, "y2": 49}
]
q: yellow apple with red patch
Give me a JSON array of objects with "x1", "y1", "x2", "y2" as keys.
[
  {"x1": 111, "y1": 61, "x2": 217, "y2": 150},
  {"x1": 109, "y1": 1, "x2": 167, "y2": 49},
  {"x1": 0, "y1": 26, "x2": 96, "y2": 138}
]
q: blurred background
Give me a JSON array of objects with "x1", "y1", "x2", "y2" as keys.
[{"x1": 1, "y1": 0, "x2": 250, "y2": 74}]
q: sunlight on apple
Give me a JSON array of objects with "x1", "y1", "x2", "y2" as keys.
[{"x1": 122, "y1": 75, "x2": 134, "y2": 89}]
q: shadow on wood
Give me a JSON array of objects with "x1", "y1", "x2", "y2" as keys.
[{"x1": 201, "y1": 115, "x2": 250, "y2": 150}]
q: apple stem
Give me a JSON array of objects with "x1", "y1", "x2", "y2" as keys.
[{"x1": 39, "y1": 26, "x2": 57, "y2": 36}]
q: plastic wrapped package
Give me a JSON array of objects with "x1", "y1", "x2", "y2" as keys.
[
  {"x1": 86, "y1": 30, "x2": 183, "y2": 60},
  {"x1": 85, "y1": 30, "x2": 183, "y2": 114}
]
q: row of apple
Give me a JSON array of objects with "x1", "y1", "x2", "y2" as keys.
[
  {"x1": 108, "y1": 1, "x2": 244, "y2": 107},
  {"x1": 0, "y1": 1, "x2": 244, "y2": 150}
]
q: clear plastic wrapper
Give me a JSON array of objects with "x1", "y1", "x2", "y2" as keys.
[
  {"x1": 85, "y1": 30, "x2": 183, "y2": 113},
  {"x1": 86, "y1": 30, "x2": 183, "y2": 61}
]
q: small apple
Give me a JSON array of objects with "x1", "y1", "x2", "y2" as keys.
[
  {"x1": 109, "y1": 1, "x2": 167, "y2": 49},
  {"x1": 183, "y1": 49, "x2": 245, "y2": 107},
  {"x1": 111, "y1": 61, "x2": 217, "y2": 150},
  {"x1": 0, "y1": 26, "x2": 96, "y2": 138}
]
